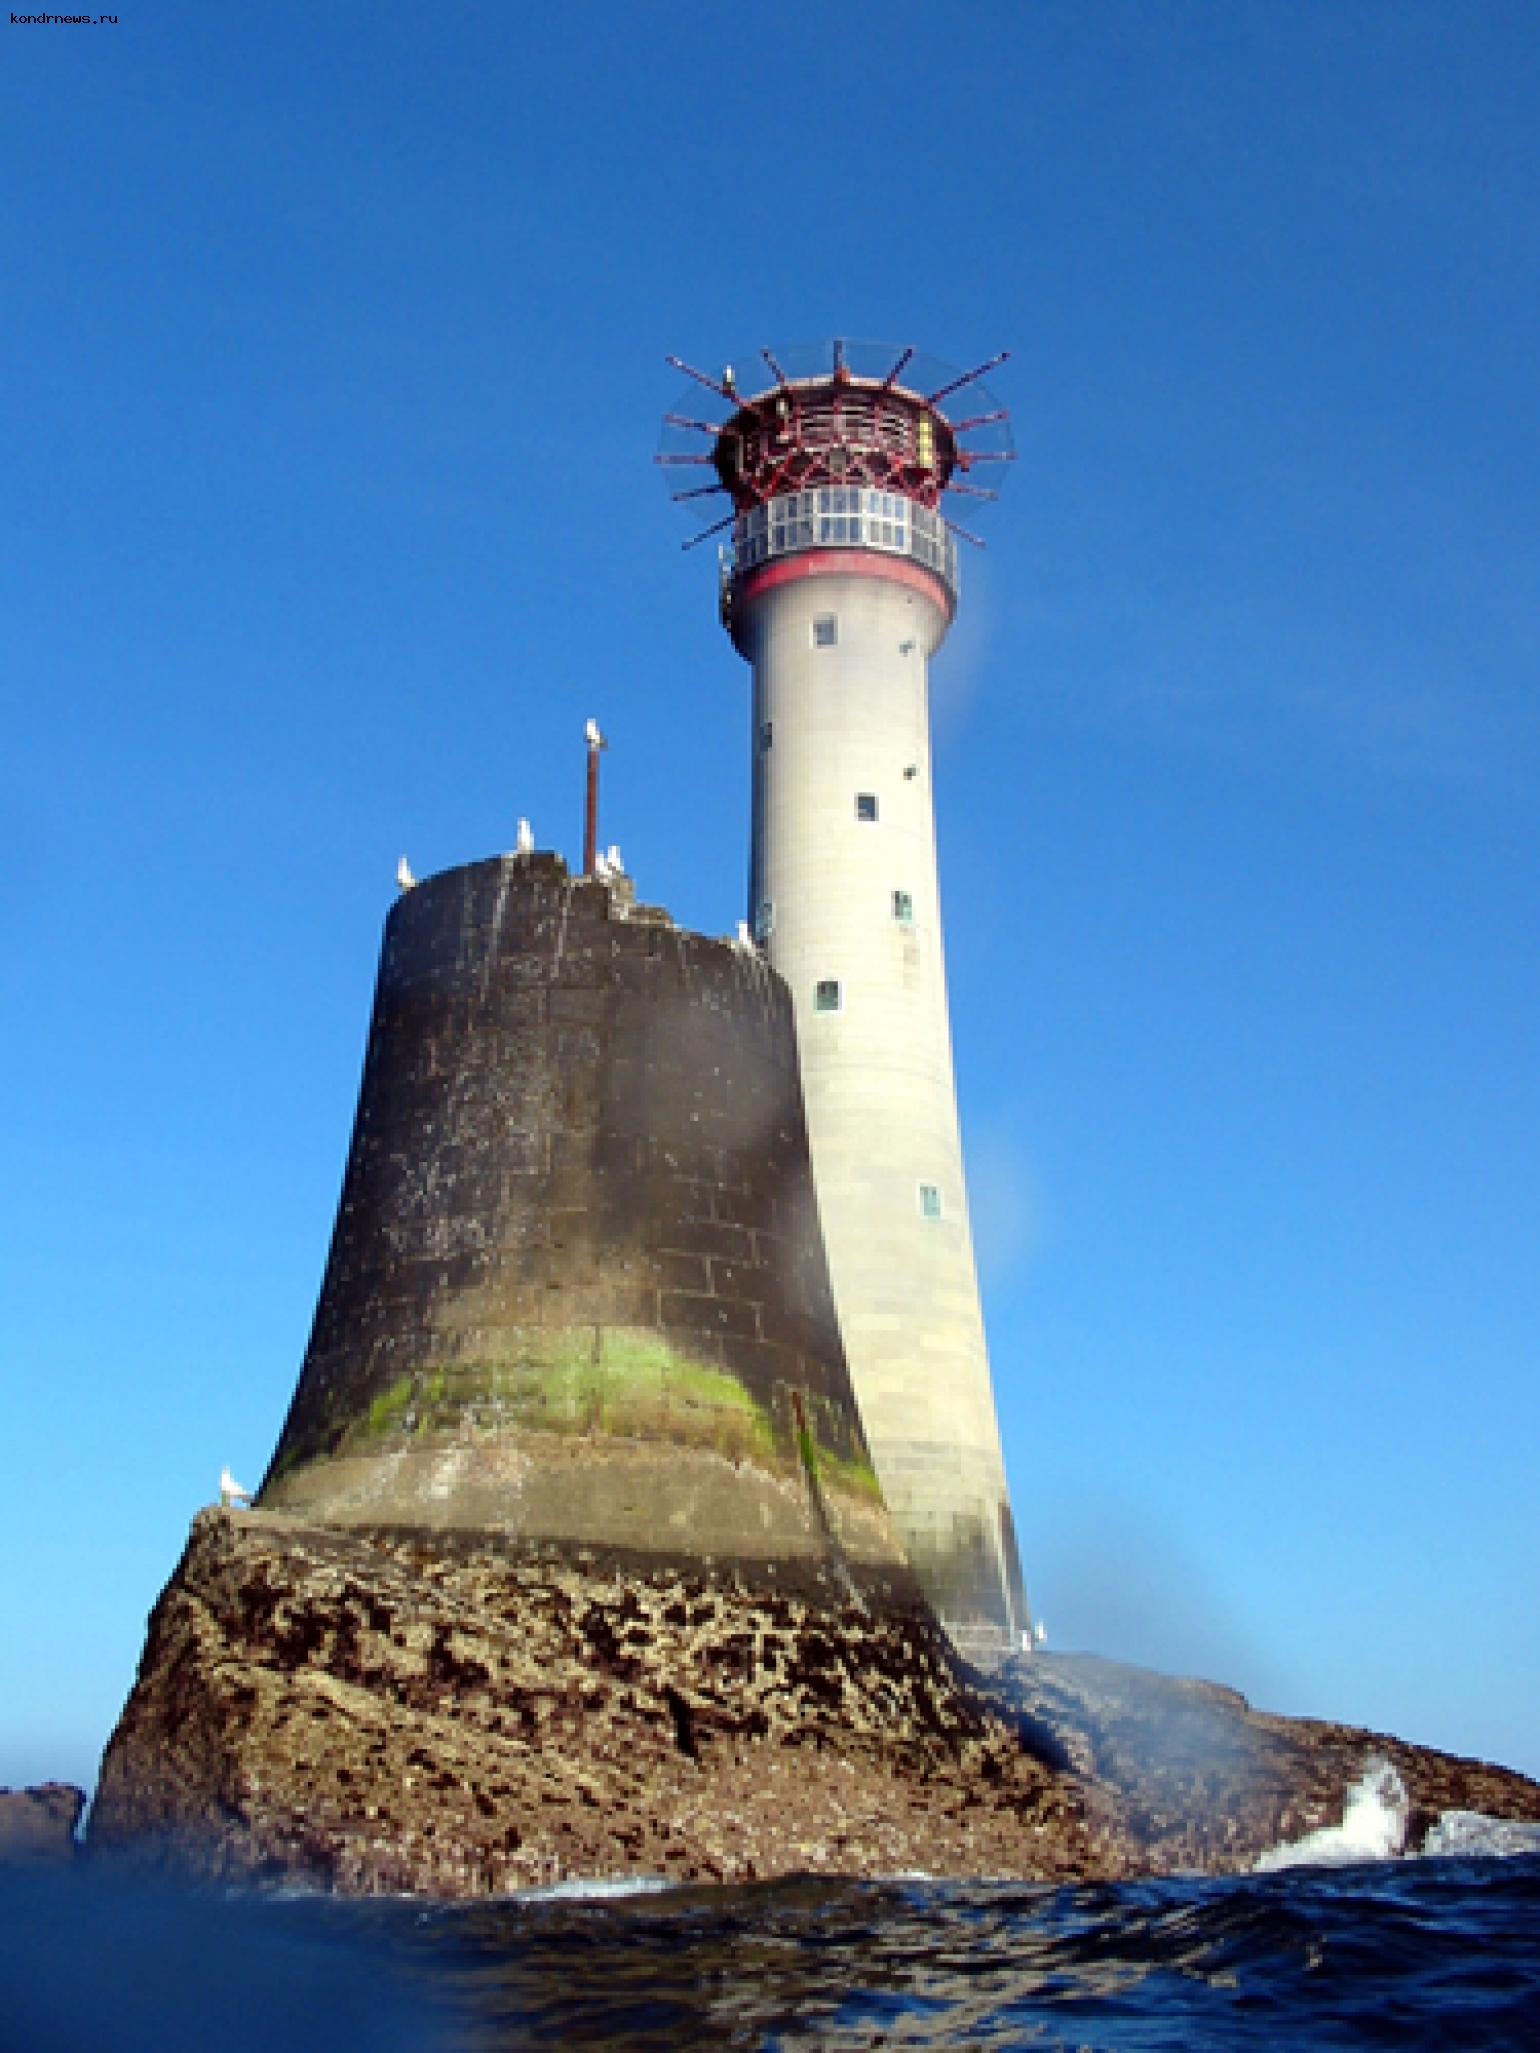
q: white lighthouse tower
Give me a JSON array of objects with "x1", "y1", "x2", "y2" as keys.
[{"x1": 661, "y1": 340, "x2": 1030, "y2": 1658}]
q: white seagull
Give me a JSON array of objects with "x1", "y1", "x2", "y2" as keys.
[
  {"x1": 516, "y1": 817, "x2": 534, "y2": 855},
  {"x1": 585, "y1": 718, "x2": 607, "y2": 750},
  {"x1": 220, "y1": 1467, "x2": 253, "y2": 1508},
  {"x1": 605, "y1": 844, "x2": 625, "y2": 875},
  {"x1": 396, "y1": 856, "x2": 416, "y2": 892}
]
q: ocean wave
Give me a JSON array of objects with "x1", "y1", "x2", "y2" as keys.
[
  {"x1": 1255, "y1": 1759, "x2": 1409, "y2": 1871},
  {"x1": 1256, "y1": 1760, "x2": 1540, "y2": 1874},
  {"x1": 513, "y1": 1874, "x2": 675, "y2": 1902},
  {"x1": 1423, "y1": 1811, "x2": 1540, "y2": 1860},
  {"x1": 8, "y1": 1857, "x2": 1540, "y2": 2048}
]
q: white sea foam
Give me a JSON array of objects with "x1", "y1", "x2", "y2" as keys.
[
  {"x1": 1421, "y1": 1810, "x2": 1540, "y2": 1859},
  {"x1": 1255, "y1": 1760, "x2": 1409, "y2": 1872},
  {"x1": 514, "y1": 1875, "x2": 674, "y2": 1903}
]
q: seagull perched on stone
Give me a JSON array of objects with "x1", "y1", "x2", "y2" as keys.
[
  {"x1": 220, "y1": 1467, "x2": 252, "y2": 1508},
  {"x1": 733, "y1": 921, "x2": 754, "y2": 950},
  {"x1": 516, "y1": 817, "x2": 534, "y2": 855},
  {"x1": 605, "y1": 844, "x2": 625, "y2": 875},
  {"x1": 396, "y1": 856, "x2": 416, "y2": 892}
]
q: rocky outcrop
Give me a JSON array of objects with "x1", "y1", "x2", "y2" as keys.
[
  {"x1": 0, "y1": 1785, "x2": 85, "y2": 1866},
  {"x1": 87, "y1": 1508, "x2": 1085, "y2": 1893},
  {"x1": 88, "y1": 1508, "x2": 1540, "y2": 1894},
  {"x1": 997, "y1": 1651, "x2": 1540, "y2": 1870}
]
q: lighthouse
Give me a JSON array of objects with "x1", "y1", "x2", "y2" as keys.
[{"x1": 660, "y1": 340, "x2": 1030, "y2": 1657}]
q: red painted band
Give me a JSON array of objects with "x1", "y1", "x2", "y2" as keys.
[{"x1": 733, "y1": 548, "x2": 954, "y2": 624}]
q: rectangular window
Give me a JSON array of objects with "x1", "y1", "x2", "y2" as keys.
[
  {"x1": 813, "y1": 614, "x2": 838, "y2": 649},
  {"x1": 856, "y1": 793, "x2": 879, "y2": 823},
  {"x1": 814, "y1": 979, "x2": 842, "y2": 1013},
  {"x1": 754, "y1": 900, "x2": 775, "y2": 943},
  {"x1": 919, "y1": 1182, "x2": 943, "y2": 1221},
  {"x1": 759, "y1": 720, "x2": 772, "y2": 753},
  {"x1": 892, "y1": 889, "x2": 913, "y2": 924}
]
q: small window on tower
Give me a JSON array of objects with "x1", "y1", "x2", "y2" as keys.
[
  {"x1": 893, "y1": 889, "x2": 914, "y2": 924},
  {"x1": 813, "y1": 614, "x2": 838, "y2": 649},
  {"x1": 856, "y1": 793, "x2": 879, "y2": 823},
  {"x1": 814, "y1": 979, "x2": 843, "y2": 1014},
  {"x1": 919, "y1": 1182, "x2": 943, "y2": 1221},
  {"x1": 759, "y1": 720, "x2": 773, "y2": 752},
  {"x1": 754, "y1": 900, "x2": 775, "y2": 943}
]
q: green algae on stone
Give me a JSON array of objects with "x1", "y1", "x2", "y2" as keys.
[
  {"x1": 808, "y1": 1442, "x2": 884, "y2": 1505},
  {"x1": 346, "y1": 1329, "x2": 779, "y2": 1469},
  {"x1": 323, "y1": 1328, "x2": 885, "y2": 1502}
]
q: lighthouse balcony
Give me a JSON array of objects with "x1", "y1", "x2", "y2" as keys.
[{"x1": 729, "y1": 487, "x2": 959, "y2": 604}]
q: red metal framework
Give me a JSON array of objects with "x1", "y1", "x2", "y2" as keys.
[{"x1": 658, "y1": 339, "x2": 1014, "y2": 552}]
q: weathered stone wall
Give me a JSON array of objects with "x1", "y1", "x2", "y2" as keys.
[{"x1": 261, "y1": 854, "x2": 905, "y2": 1580}]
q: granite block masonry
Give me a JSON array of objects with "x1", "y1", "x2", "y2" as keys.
[{"x1": 259, "y1": 851, "x2": 912, "y2": 1600}]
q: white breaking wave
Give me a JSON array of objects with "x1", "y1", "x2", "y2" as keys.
[
  {"x1": 514, "y1": 1875, "x2": 674, "y2": 1902},
  {"x1": 1257, "y1": 1761, "x2": 1540, "y2": 1872},
  {"x1": 1255, "y1": 1761, "x2": 1409, "y2": 1872},
  {"x1": 1421, "y1": 1810, "x2": 1540, "y2": 1859}
]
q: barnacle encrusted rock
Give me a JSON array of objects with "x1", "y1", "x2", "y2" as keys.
[{"x1": 87, "y1": 1508, "x2": 1085, "y2": 1893}]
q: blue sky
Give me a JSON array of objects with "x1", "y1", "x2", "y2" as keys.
[{"x1": 3, "y1": 1, "x2": 1537, "y2": 1790}]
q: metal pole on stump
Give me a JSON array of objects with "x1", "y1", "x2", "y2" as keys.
[{"x1": 583, "y1": 718, "x2": 607, "y2": 876}]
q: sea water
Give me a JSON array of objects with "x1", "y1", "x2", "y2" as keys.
[{"x1": 4, "y1": 1825, "x2": 1540, "y2": 2050}]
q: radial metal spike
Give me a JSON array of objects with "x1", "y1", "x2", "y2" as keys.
[
  {"x1": 881, "y1": 345, "x2": 916, "y2": 391},
  {"x1": 938, "y1": 510, "x2": 987, "y2": 549},
  {"x1": 665, "y1": 353, "x2": 737, "y2": 404},
  {"x1": 682, "y1": 511, "x2": 736, "y2": 551},
  {"x1": 666, "y1": 353, "x2": 769, "y2": 416},
  {"x1": 927, "y1": 350, "x2": 1010, "y2": 407}
]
